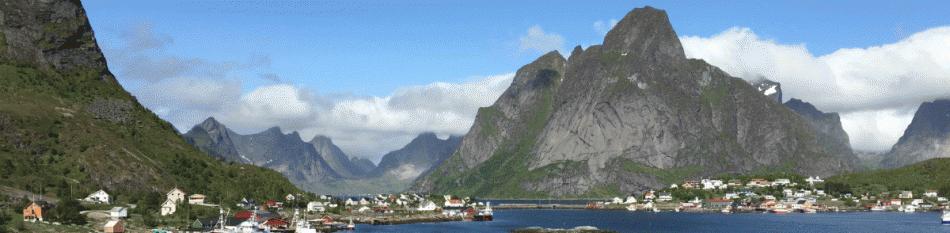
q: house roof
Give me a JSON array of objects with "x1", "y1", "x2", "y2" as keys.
[{"x1": 110, "y1": 207, "x2": 126, "y2": 212}]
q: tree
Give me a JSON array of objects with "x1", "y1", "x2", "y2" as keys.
[
  {"x1": 823, "y1": 181, "x2": 852, "y2": 196},
  {"x1": 47, "y1": 199, "x2": 86, "y2": 225}
]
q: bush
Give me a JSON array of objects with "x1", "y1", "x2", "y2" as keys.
[{"x1": 47, "y1": 199, "x2": 86, "y2": 225}]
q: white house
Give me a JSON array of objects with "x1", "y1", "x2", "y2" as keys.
[
  {"x1": 160, "y1": 199, "x2": 177, "y2": 216},
  {"x1": 701, "y1": 179, "x2": 724, "y2": 190},
  {"x1": 109, "y1": 207, "x2": 127, "y2": 218},
  {"x1": 84, "y1": 190, "x2": 110, "y2": 204},
  {"x1": 805, "y1": 176, "x2": 824, "y2": 186},
  {"x1": 611, "y1": 197, "x2": 624, "y2": 204},
  {"x1": 167, "y1": 188, "x2": 186, "y2": 204},
  {"x1": 772, "y1": 179, "x2": 791, "y2": 187},
  {"x1": 307, "y1": 201, "x2": 326, "y2": 212},
  {"x1": 624, "y1": 196, "x2": 638, "y2": 204},
  {"x1": 344, "y1": 198, "x2": 358, "y2": 206},
  {"x1": 285, "y1": 194, "x2": 296, "y2": 202},
  {"x1": 417, "y1": 201, "x2": 437, "y2": 211},
  {"x1": 924, "y1": 190, "x2": 938, "y2": 198},
  {"x1": 358, "y1": 198, "x2": 371, "y2": 206},
  {"x1": 657, "y1": 193, "x2": 673, "y2": 202},
  {"x1": 899, "y1": 191, "x2": 914, "y2": 199},
  {"x1": 188, "y1": 194, "x2": 206, "y2": 205}
]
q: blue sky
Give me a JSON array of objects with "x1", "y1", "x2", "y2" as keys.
[
  {"x1": 80, "y1": 0, "x2": 950, "y2": 160},
  {"x1": 84, "y1": 0, "x2": 947, "y2": 96}
]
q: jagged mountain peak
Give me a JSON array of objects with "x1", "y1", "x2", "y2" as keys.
[
  {"x1": 603, "y1": 6, "x2": 685, "y2": 64},
  {"x1": 197, "y1": 117, "x2": 226, "y2": 131}
]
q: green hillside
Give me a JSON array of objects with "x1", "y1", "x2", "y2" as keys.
[
  {"x1": 828, "y1": 158, "x2": 950, "y2": 195},
  {"x1": 0, "y1": 0, "x2": 300, "y2": 210}
]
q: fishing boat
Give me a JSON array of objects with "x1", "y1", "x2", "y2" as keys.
[
  {"x1": 941, "y1": 209, "x2": 950, "y2": 224},
  {"x1": 870, "y1": 205, "x2": 886, "y2": 211},
  {"x1": 474, "y1": 202, "x2": 494, "y2": 221}
]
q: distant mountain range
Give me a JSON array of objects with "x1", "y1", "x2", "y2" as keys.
[
  {"x1": 183, "y1": 117, "x2": 461, "y2": 194},
  {"x1": 412, "y1": 7, "x2": 858, "y2": 198}
]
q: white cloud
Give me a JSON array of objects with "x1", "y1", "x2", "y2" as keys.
[
  {"x1": 593, "y1": 19, "x2": 618, "y2": 35},
  {"x1": 680, "y1": 26, "x2": 950, "y2": 151},
  {"x1": 841, "y1": 108, "x2": 917, "y2": 152},
  {"x1": 519, "y1": 25, "x2": 565, "y2": 54}
]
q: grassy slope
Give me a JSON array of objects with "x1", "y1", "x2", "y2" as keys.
[
  {"x1": 0, "y1": 64, "x2": 299, "y2": 205},
  {"x1": 828, "y1": 158, "x2": 950, "y2": 194}
]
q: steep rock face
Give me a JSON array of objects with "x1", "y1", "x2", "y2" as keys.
[
  {"x1": 784, "y1": 98, "x2": 859, "y2": 167},
  {"x1": 414, "y1": 6, "x2": 851, "y2": 197},
  {"x1": 310, "y1": 135, "x2": 372, "y2": 178},
  {"x1": 0, "y1": 0, "x2": 300, "y2": 199},
  {"x1": 373, "y1": 133, "x2": 462, "y2": 180},
  {"x1": 881, "y1": 99, "x2": 950, "y2": 168}
]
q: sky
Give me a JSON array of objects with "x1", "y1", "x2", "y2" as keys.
[{"x1": 81, "y1": 0, "x2": 950, "y2": 162}]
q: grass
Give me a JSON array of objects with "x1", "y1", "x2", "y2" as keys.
[{"x1": 0, "y1": 63, "x2": 301, "y2": 211}]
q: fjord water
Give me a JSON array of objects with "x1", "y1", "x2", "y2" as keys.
[{"x1": 358, "y1": 209, "x2": 950, "y2": 233}]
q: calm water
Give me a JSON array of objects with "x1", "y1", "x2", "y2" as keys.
[{"x1": 357, "y1": 209, "x2": 950, "y2": 233}]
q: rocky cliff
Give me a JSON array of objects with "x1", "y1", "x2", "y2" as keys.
[
  {"x1": 413, "y1": 6, "x2": 853, "y2": 198},
  {"x1": 0, "y1": 0, "x2": 299, "y2": 200},
  {"x1": 880, "y1": 99, "x2": 950, "y2": 168},
  {"x1": 784, "y1": 98, "x2": 859, "y2": 167}
]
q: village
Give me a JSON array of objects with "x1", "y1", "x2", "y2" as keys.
[
  {"x1": 14, "y1": 187, "x2": 495, "y2": 232},
  {"x1": 8, "y1": 175, "x2": 950, "y2": 232},
  {"x1": 575, "y1": 175, "x2": 950, "y2": 214}
]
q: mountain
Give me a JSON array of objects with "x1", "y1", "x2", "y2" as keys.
[
  {"x1": 880, "y1": 99, "x2": 950, "y2": 168},
  {"x1": 183, "y1": 118, "x2": 461, "y2": 194},
  {"x1": 784, "y1": 98, "x2": 860, "y2": 167},
  {"x1": 373, "y1": 133, "x2": 462, "y2": 179},
  {"x1": 749, "y1": 78, "x2": 782, "y2": 103},
  {"x1": 309, "y1": 135, "x2": 372, "y2": 178},
  {"x1": 854, "y1": 150, "x2": 886, "y2": 170},
  {"x1": 0, "y1": 0, "x2": 299, "y2": 202},
  {"x1": 184, "y1": 118, "x2": 347, "y2": 190},
  {"x1": 412, "y1": 6, "x2": 853, "y2": 198}
]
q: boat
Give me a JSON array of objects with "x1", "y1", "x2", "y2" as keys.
[
  {"x1": 626, "y1": 204, "x2": 637, "y2": 212},
  {"x1": 771, "y1": 204, "x2": 790, "y2": 214},
  {"x1": 721, "y1": 206, "x2": 732, "y2": 214},
  {"x1": 803, "y1": 208, "x2": 817, "y2": 214},
  {"x1": 903, "y1": 205, "x2": 917, "y2": 213},
  {"x1": 652, "y1": 207, "x2": 660, "y2": 213},
  {"x1": 291, "y1": 209, "x2": 318, "y2": 233},
  {"x1": 941, "y1": 209, "x2": 950, "y2": 224},
  {"x1": 474, "y1": 202, "x2": 494, "y2": 221},
  {"x1": 345, "y1": 218, "x2": 355, "y2": 230},
  {"x1": 870, "y1": 205, "x2": 886, "y2": 211}
]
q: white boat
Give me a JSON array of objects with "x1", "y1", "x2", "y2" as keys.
[
  {"x1": 803, "y1": 208, "x2": 817, "y2": 214},
  {"x1": 903, "y1": 205, "x2": 917, "y2": 213},
  {"x1": 771, "y1": 204, "x2": 790, "y2": 214},
  {"x1": 345, "y1": 218, "x2": 355, "y2": 230},
  {"x1": 721, "y1": 206, "x2": 732, "y2": 214},
  {"x1": 652, "y1": 207, "x2": 660, "y2": 213},
  {"x1": 941, "y1": 210, "x2": 950, "y2": 224},
  {"x1": 626, "y1": 204, "x2": 637, "y2": 212},
  {"x1": 870, "y1": 205, "x2": 886, "y2": 211}
]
